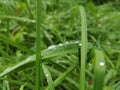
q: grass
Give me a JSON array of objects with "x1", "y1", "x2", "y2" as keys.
[
  {"x1": 79, "y1": 6, "x2": 87, "y2": 90},
  {"x1": 36, "y1": 0, "x2": 43, "y2": 90},
  {"x1": 0, "y1": 0, "x2": 120, "y2": 90}
]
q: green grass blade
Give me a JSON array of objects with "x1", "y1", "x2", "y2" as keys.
[
  {"x1": 48, "y1": 66, "x2": 80, "y2": 89},
  {"x1": 0, "y1": 34, "x2": 34, "y2": 54},
  {"x1": 79, "y1": 6, "x2": 87, "y2": 90},
  {"x1": 42, "y1": 64, "x2": 55, "y2": 90},
  {"x1": 36, "y1": 0, "x2": 43, "y2": 89},
  {"x1": 0, "y1": 16, "x2": 35, "y2": 23},
  {"x1": 93, "y1": 49, "x2": 106, "y2": 90},
  {"x1": 0, "y1": 41, "x2": 81, "y2": 77},
  {"x1": 0, "y1": 77, "x2": 34, "y2": 89},
  {"x1": 45, "y1": 61, "x2": 78, "y2": 90}
]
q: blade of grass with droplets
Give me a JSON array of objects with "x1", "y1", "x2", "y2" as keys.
[
  {"x1": 36, "y1": 0, "x2": 42, "y2": 89},
  {"x1": 93, "y1": 49, "x2": 106, "y2": 90},
  {"x1": 42, "y1": 64, "x2": 55, "y2": 90},
  {"x1": 79, "y1": 6, "x2": 87, "y2": 90},
  {"x1": 0, "y1": 41, "x2": 81, "y2": 77}
]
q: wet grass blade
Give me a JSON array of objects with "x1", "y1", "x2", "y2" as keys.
[
  {"x1": 0, "y1": 41, "x2": 81, "y2": 77},
  {"x1": 93, "y1": 49, "x2": 106, "y2": 90},
  {"x1": 79, "y1": 6, "x2": 87, "y2": 90},
  {"x1": 42, "y1": 64, "x2": 55, "y2": 90}
]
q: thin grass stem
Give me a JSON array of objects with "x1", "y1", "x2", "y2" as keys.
[{"x1": 36, "y1": 0, "x2": 42, "y2": 90}]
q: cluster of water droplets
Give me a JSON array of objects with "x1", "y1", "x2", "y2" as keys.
[
  {"x1": 47, "y1": 41, "x2": 82, "y2": 51},
  {"x1": 47, "y1": 45, "x2": 56, "y2": 50},
  {"x1": 75, "y1": 41, "x2": 82, "y2": 46},
  {"x1": 58, "y1": 43, "x2": 63, "y2": 46}
]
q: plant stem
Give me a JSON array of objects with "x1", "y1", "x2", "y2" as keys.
[
  {"x1": 80, "y1": 6, "x2": 87, "y2": 90},
  {"x1": 36, "y1": 0, "x2": 42, "y2": 90}
]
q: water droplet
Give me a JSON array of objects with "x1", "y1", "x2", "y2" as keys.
[
  {"x1": 65, "y1": 42, "x2": 69, "y2": 44},
  {"x1": 75, "y1": 41, "x2": 79, "y2": 44},
  {"x1": 78, "y1": 43, "x2": 82, "y2": 46},
  {"x1": 31, "y1": 20, "x2": 35, "y2": 23},
  {"x1": 99, "y1": 61, "x2": 105, "y2": 66},
  {"x1": 75, "y1": 41, "x2": 82, "y2": 46},
  {"x1": 58, "y1": 43, "x2": 63, "y2": 46},
  {"x1": 48, "y1": 45, "x2": 56, "y2": 50},
  {"x1": 46, "y1": 74, "x2": 48, "y2": 77}
]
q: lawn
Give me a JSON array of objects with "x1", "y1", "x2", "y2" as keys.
[{"x1": 0, "y1": 0, "x2": 120, "y2": 90}]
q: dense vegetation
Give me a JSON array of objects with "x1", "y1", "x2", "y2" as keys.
[{"x1": 0, "y1": 0, "x2": 120, "y2": 90}]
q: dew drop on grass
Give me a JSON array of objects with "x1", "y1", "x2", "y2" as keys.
[
  {"x1": 78, "y1": 43, "x2": 82, "y2": 46},
  {"x1": 58, "y1": 43, "x2": 63, "y2": 46},
  {"x1": 75, "y1": 41, "x2": 82, "y2": 46},
  {"x1": 99, "y1": 61, "x2": 105, "y2": 66},
  {"x1": 48, "y1": 45, "x2": 56, "y2": 50},
  {"x1": 65, "y1": 42, "x2": 69, "y2": 44},
  {"x1": 46, "y1": 74, "x2": 48, "y2": 77},
  {"x1": 75, "y1": 41, "x2": 79, "y2": 44},
  {"x1": 31, "y1": 20, "x2": 36, "y2": 23}
]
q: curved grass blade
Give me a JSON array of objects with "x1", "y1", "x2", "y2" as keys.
[
  {"x1": 0, "y1": 41, "x2": 81, "y2": 77},
  {"x1": 93, "y1": 49, "x2": 106, "y2": 90},
  {"x1": 79, "y1": 6, "x2": 88, "y2": 90},
  {"x1": 42, "y1": 64, "x2": 55, "y2": 90}
]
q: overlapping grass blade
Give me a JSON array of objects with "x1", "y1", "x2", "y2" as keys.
[
  {"x1": 48, "y1": 60, "x2": 80, "y2": 89},
  {"x1": 45, "y1": 61, "x2": 78, "y2": 90},
  {"x1": 0, "y1": 77, "x2": 34, "y2": 89},
  {"x1": 42, "y1": 64, "x2": 55, "y2": 90},
  {"x1": 0, "y1": 41, "x2": 81, "y2": 77},
  {"x1": 0, "y1": 34, "x2": 34, "y2": 54}
]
